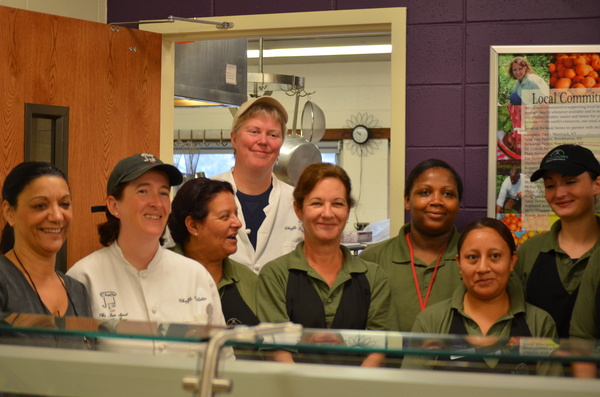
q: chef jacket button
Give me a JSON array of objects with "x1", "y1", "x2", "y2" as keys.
[
  {"x1": 326, "y1": 298, "x2": 332, "y2": 303},
  {"x1": 158, "y1": 344, "x2": 166, "y2": 351},
  {"x1": 140, "y1": 271, "x2": 147, "y2": 279},
  {"x1": 151, "y1": 307, "x2": 157, "y2": 314}
]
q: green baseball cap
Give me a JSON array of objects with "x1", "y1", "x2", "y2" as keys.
[{"x1": 107, "y1": 153, "x2": 183, "y2": 195}]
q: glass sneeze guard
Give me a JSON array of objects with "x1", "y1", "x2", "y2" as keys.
[
  {"x1": 1, "y1": 313, "x2": 600, "y2": 397},
  {"x1": 1, "y1": 312, "x2": 599, "y2": 365}
]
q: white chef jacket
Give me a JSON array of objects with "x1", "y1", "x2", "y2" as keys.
[
  {"x1": 213, "y1": 170, "x2": 304, "y2": 274},
  {"x1": 496, "y1": 174, "x2": 522, "y2": 207},
  {"x1": 68, "y1": 242, "x2": 226, "y2": 355}
]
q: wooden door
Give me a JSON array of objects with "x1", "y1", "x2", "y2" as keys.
[{"x1": 0, "y1": 6, "x2": 162, "y2": 267}]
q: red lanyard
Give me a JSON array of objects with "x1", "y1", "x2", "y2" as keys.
[{"x1": 405, "y1": 232, "x2": 447, "y2": 311}]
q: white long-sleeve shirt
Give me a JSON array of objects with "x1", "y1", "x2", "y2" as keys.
[
  {"x1": 213, "y1": 170, "x2": 304, "y2": 274},
  {"x1": 496, "y1": 175, "x2": 522, "y2": 207}
]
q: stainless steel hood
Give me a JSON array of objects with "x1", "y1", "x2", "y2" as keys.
[{"x1": 174, "y1": 39, "x2": 248, "y2": 107}]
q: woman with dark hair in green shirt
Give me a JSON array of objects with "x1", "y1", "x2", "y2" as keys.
[
  {"x1": 360, "y1": 159, "x2": 463, "y2": 332},
  {"x1": 169, "y1": 177, "x2": 259, "y2": 326},
  {"x1": 257, "y1": 162, "x2": 392, "y2": 365},
  {"x1": 403, "y1": 218, "x2": 558, "y2": 374}
]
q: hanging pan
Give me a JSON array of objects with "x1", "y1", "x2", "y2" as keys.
[
  {"x1": 274, "y1": 94, "x2": 322, "y2": 186},
  {"x1": 301, "y1": 100, "x2": 326, "y2": 143}
]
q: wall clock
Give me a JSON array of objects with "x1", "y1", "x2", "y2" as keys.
[
  {"x1": 352, "y1": 125, "x2": 370, "y2": 145},
  {"x1": 346, "y1": 113, "x2": 379, "y2": 157}
]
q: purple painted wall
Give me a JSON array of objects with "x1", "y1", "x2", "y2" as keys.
[{"x1": 108, "y1": 0, "x2": 600, "y2": 230}]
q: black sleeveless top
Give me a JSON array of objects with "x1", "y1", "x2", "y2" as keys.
[
  {"x1": 432, "y1": 308, "x2": 534, "y2": 374},
  {"x1": 285, "y1": 269, "x2": 371, "y2": 329},
  {"x1": 220, "y1": 282, "x2": 259, "y2": 326},
  {"x1": 526, "y1": 251, "x2": 578, "y2": 339},
  {"x1": 594, "y1": 284, "x2": 600, "y2": 339}
]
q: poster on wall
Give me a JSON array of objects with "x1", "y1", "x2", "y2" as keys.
[{"x1": 489, "y1": 45, "x2": 600, "y2": 246}]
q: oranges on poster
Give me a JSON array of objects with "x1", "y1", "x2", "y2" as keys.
[
  {"x1": 550, "y1": 53, "x2": 600, "y2": 90},
  {"x1": 582, "y1": 76, "x2": 596, "y2": 88},
  {"x1": 515, "y1": 230, "x2": 541, "y2": 247},
  {"x1": 554, "y1": 78, "x2": 572, "y2": 89},
  {"x1": 500, "y1": 213, "x2": 522, "y2": 232}
]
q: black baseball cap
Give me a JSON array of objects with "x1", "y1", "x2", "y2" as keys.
[
  {"x1": 530, "y1": 144, "x2": 600, "y2": 182},
  {"x1": 107, "y1": 153, "x2": 183, "y2": 195}
]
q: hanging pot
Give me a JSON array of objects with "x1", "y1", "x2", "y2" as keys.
[
  {"x1": 275, "y1": 135, "x2": 322, "y2": 186},
  {"x1": 274, "y1": 94, "x2": 322, "y2": 186},
  {"x1": 301, "y1": 100, "x2": 326, "y2": 143}
]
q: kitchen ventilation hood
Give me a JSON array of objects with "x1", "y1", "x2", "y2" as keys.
[{"x1": 174, "y1": 39, "x2": 248, "y2": 107}]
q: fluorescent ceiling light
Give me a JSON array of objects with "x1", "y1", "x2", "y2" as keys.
[{"x1": 247, "y1": 44, "x2": 391, "y2": 58}]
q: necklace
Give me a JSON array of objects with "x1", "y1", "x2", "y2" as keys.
[
  {"x1": 13, "y1": 250, "x2": 76, "y2": 317},
  {"x1": 405, "y1": 232, "x2": 448, "y2": 311}
]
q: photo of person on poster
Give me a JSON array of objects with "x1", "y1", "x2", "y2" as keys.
[
  {"x1": 507, "y1": 56, "x2": 550, "y2": 105},
  {"x1": 496, "y1": 167, "x2": 522, "y2": 215},
  {"x1": 496, "y1": 54, "x2": 550, "y2": 106}
]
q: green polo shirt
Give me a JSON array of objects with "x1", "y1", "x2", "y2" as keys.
[
  {"x1": 403, "y1": 280, "x2": 559, "y2": 373},
  {"x1": 219, "y1": 258, "x2": 258, "y2": 315},
  {"x1": 171, "y1": 245, "x2": 257, "y2": 315},
  {"x1": 257, "y1": 242, "x2": 393, "y2": 330},
  {"x1": 359, "y1": 224, "x2": 462, "y2": 332},
  {"x1": 515, "y1": 217, "x2": 600, "y2": 294},
  {"x1": 410, "y1": 280, "x2": 557, "y2": 337},
  {"x1": 570, "y1": 248, "x2": 600, "y2": 339}
]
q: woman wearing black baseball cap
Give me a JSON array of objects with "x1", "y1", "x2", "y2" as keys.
[
  {"x1": 515, "y1": 144, "x2": 600, "y2": 339},
  {"x1": 68, "y1": 153, "x2": 226, "y2": 352}
]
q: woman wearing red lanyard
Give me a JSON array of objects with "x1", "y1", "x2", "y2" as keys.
[
  {"x1": 402, "y1": 218, "x2": 558, "y2": 375},
  {"x1": 360, "y1": 159, "x2": 463, "y2": 331}
]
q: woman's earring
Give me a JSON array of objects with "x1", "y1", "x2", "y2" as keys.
[{"x1": 194, "y1": 232, "x2": 198, "y2": 236}]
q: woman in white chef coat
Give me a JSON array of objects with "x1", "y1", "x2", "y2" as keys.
[
  {"x1": 213, "y1": 96, "x2": 303, "y2": 274},
  {"x1": 68, "y1": 153, "x2": 226, "y2": 353}
]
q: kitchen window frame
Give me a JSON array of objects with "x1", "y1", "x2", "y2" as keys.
[{"x1": 141, "y1": 7, "x2": 407, "y2": 231}]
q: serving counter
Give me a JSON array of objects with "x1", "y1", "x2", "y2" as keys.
[{"x1": 0, "y1": 313, "x2": 598, "y2": 397}]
